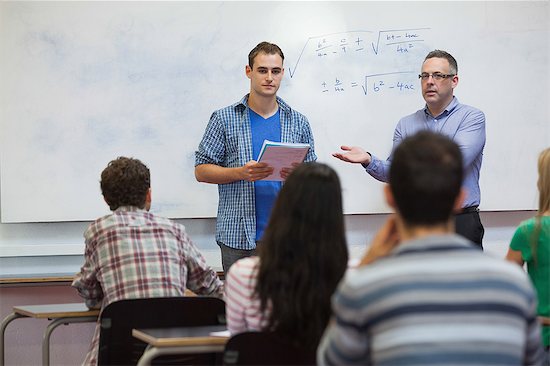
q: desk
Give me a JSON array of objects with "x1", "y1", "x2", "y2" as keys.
[
  {"x1": 133, "y1": 325, "x2": 229, "y2": 366},
  {"x1": 0, "y1": 303, "x2": 99, "y2": 366}
]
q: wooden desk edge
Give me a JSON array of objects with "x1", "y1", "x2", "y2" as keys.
[
  {"x1": 13, "y1": 304, "x2": 100, "y2": 318},
  {"x1": 0, "y1": 276, "x2": 75, "y2": 285},
  {"x1": 1, "y1": 271, "x2": 224, "y2": 286},
  {"x1": 132, "y1": 329, "x2": 229, "y2": 347}
]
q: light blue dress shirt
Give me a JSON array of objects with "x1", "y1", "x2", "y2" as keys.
[
  {"x1": 365, "y1": 97, "x2": 485, "y2": 208},
  {"x1": 195, "y1": 94, "x2": 316, "y2": 250}
]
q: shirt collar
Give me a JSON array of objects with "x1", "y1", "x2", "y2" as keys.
[
  {"x1": 114, "y1": 206, "x2": 147, "y2": 214},
  {"x1": 424, "y1": 96, "x2": 459, "y2": 118},
  {"x1": 234, "y1": 94, "x2": 290, "y2": 113},
  {"x1": 390, "y1": 233, "x2": 476, "y2": 256}
]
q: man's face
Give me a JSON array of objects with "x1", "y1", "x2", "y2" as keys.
[
  {"x1": 246, "y1": 52, "x2": 284, "y2": 98},
  {"x1": 420, "y1": 57, "x2": 458, "y2": 108}
]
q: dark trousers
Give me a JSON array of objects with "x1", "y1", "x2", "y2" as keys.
[
  {"x1": 455, "y1": 207, "x2": 484, "y2": 250},
  {"x1": 217, "y1": 241, "x2": 256, "y2": 274}
]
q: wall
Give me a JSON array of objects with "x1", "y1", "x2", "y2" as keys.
[{"x1": 0, "y1": 211, "x2": 535, "y2": 278}]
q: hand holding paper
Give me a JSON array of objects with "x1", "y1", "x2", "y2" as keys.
[
  {"x1": 257, "y1": 140, "x2": 310, "y2": 181},
  {"x1": 242, "y1": 160, "x2": 274, "y2": 182}
]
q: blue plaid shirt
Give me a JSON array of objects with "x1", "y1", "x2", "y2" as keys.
[{"x1": 195, "y1": 95, "x2": 316, "y2": 250}]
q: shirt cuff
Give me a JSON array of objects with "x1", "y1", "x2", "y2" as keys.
[{"x1": 361, "y1": 152, "x2": 375, "y2": 171}]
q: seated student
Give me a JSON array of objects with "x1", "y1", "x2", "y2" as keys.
[
  {"x1": 225, "y1": 162, "x2": 348, "y2": 350},
  {"x1": 506, "y1": 147, "x2": 550, "y2": 361},
  {"x1": 72, "y1": 157, "x2": 223, "y2": 366},
  {"x1": 318, "y1": 131, "x2": 543, "y2": 365}
]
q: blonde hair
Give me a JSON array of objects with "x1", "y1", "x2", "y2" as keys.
[
  {"x1": 531, "y1": 147, "x2": 550, "y2": 264},
  {"x1": 537, "y1": 147, "x2": 550, "y2": 215}
]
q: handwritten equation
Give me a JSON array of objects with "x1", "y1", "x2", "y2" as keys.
[
  {"x1": 289, "y1": 28, "x2": 430, "y2": 96},
  {"x1": 321, "y1": 72, "x2": 416, "y2": 96}
]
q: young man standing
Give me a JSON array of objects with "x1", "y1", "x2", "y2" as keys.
[
  {"x1": 195, "y1": 41, "x2": 316, "y2": 273},
  {"x1": 72, "y1": 157, "x2": 223, "y2": 365},
  {"x1": 333, "y1": 50, "x2": 485, "y2": 248},
  {"x1": 319, "y1": 131, "x2": 542, "y2": 365}
]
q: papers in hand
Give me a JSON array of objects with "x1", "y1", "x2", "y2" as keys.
[{"x1": 257, "y1": 140, "x2": 310, "y2": 181}]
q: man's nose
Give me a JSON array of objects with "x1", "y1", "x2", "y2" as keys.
[{"x1": 423, "y1": 76, "x2": 435, "y2": 86}]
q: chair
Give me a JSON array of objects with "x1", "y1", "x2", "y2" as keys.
[
  {"x1": 223, "y1": 331, "x2": 316, "y2": 365},
  {"x1": 97, "y1": 296, "x2": 226, "y2": 365}
]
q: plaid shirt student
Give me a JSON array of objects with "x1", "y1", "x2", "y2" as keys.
[{"x1": 72, "y1": 206, "x2": 223, "y2": 366}]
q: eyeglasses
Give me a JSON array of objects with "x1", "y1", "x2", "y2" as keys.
[{"x1": 418, "y1": 72, "x2": 455, "y2": 81}]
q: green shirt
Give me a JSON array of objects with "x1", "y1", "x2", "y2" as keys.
[{"x1": 510, "y1": 216, "x2": 550, "y2": 346}]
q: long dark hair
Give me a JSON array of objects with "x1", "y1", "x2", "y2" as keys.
[{"x1": 255, "y1": 162, "x2": 348, "y2": 349}]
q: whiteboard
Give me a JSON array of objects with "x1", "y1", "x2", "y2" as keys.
[{"x1": 1, "y1": 1, "x2": 548, "y2": 223}]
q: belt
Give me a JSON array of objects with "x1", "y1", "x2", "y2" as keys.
[{"x1": 461, "y1": 206, "x2": 479, "y2": 214}]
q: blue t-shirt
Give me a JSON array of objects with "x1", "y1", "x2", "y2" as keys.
[{"x1": 250, "y1": 109, "x2": 282, "y2": 241}]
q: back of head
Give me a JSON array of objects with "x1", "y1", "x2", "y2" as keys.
[
  {"x1": 101, "y1": 157, "x2": 150, "y2": 211},
  {"x1": 390, "y1": 131, "x2": 463, "y2": 226},
  {"x1": 425, "y1": 49, "x2": 458, "y2": 75},
  {"x1": 248, "y1": 41, "x2": 284, "y2": 68},
  {"x1": 257, "y1": 162, "x2": 348, "y2": 348},
  {"x1": 538, "y1": 147, "x2": 550, "y2": 214}
]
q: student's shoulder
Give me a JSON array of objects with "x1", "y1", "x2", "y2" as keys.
[
  {"x1": 212, "y1": 96, "x2": 248, "y2": 116},
  {"x1": 479, "y1": 252, "x2": 535, "y2": 288},
  {"x1": 277, "y1": 97, "x2": 307, "y2": 120},
  {"x1": 518, "y1": 216, "x2": 538, "y2": 228},
  {"x1": 228, "y1": 256, "x2": 260, "y2": 277},
  {"x1": 144, "y1": 212, "x2": 188, "y2": 233},
  {"x1": 338, "y1": 261, "x2": 395, "y2": 293},
  {"x1": 86, "y1": 212, "x2": 117, "y2": 234},
  {"x1": 511, "y1": 216, "x2": 537, "y2": 238}
]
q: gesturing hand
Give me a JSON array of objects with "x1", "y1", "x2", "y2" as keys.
[{"x1": 332, "y1": 146, "x2": 371, "y2": 165}]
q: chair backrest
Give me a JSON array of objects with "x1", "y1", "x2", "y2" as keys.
[
  {"x1": 223, "y1": 331, "x2": 316, "y2": 365},
  {"x1": 98, "y1": 296, "x2": 226, "y2": 365}
]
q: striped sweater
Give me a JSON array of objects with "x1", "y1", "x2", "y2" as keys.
[
  {"x1": 225, "y1": 256, "x2": 270, "y2": 334},
  {"x1": 318, "y1": 234, "x2": 544, "y2": 365}
]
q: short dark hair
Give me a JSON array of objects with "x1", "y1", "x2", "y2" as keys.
[
  {"x1": 425, "y1": 49, "x2": 458, "y2": 75},
  {"x1": 256, "y1": 162, "x2": 348, "y2": 349},
  {"x1": 100, "y1": 157, "x2": 150, "y2": 211},
  {"x1": 389, "y1": 131, "x2": 463, "y2": 225},
  {"x1": 248, "y1": 41, "x2": 284, "y2": 68}
]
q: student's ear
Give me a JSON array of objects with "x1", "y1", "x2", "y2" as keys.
[
  {"x1": 145, "y1": 188, "x2": 152, "y2": 211},
  {"x1": 245, "y1": 65, "x2": 252, "y2": 79},
  {"x1": 453, "y1": 188, "x2": 466, "y2": 213},
  {"x1": 384, "y1": 185, "x2": 396, "y2": 209}
]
